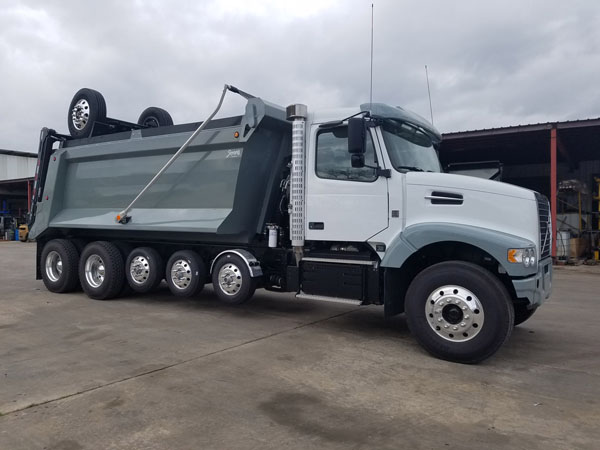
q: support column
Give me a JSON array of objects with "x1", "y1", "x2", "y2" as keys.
[
  {"x1": 27, "y1": 180, "x2": 32, "y2": 212},
  {"x1": 550, "y1": 128, "x2": 557, "y2": 258}
]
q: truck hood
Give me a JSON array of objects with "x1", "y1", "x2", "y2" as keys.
[
  {"x1": 402, "y1": 171, "x2": 540, "y2": 254},
  {"x1": 405, "y1": 172, "x2": 536, "y2": 201}
]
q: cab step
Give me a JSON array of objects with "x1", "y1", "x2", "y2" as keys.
[{"x1": 295, "y1": 292, "x2": 362, "y2": 306}]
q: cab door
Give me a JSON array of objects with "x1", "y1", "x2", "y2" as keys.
[{"x1": 305, "y1": 124, "x2": 389, "y2": 242}]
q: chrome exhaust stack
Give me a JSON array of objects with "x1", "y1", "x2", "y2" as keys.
[{"x1": 286, "y1": 104, "x2": 308, "y2": 263}]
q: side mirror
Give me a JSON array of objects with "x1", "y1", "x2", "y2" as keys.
[
  {"x1": 348, "y1": 117, "x2": 366, "y2": 154},
  {"x1": 351, "y1": 154, "x2": 365, "y2": 168}
]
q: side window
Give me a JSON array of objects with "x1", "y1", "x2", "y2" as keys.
[{"x1": 316, "y1": 127, "x2": 377, "y2": 182}]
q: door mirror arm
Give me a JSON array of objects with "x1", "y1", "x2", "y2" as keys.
[{"x1": 364, "y1": 164, "x2": 391, "y2": 178}]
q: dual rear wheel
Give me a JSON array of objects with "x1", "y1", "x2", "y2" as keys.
[
  {"x1": 40, "y1": 240, "x2": 257, "y2": 304},
  {"x1": 163, "y1": 250, "x2": 256, "y2": 304}
]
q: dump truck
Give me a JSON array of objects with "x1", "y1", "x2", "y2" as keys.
[{"x1": 29, "y1": 84, "x2": 553, "y2": 363}]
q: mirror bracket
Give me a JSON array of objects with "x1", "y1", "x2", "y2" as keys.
[{"x1": 376, "y1": 168, "x2": 391, "y2": 178}]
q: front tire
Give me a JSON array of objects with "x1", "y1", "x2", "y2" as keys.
[
  {"x1": 79, "y1": 241, "x2": 125, "y2": 300},
  {"x1": 211, "y1": 254, "x2": 257, "y2": 305},
  {"x1": 40, "y1": 239, "x2": 80, "y2": 293},
  {"x1": 405, "y1": 261, "x2": 514, "y2": 364}
]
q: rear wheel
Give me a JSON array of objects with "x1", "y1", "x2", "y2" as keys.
[
  {"x1": 165, "y1": 250, "x2": 206, "y2": 297},
  {"x1": 405, "y1": 261, "x2": 514, "y2": 364},
  {"x1": 79, "y1": 241, "x2": 125, "y2": 300},
  {"x1": 126, "y1": 247, "x2": 164, "y2": 293},
  {"x1": 40, "y1": 239, "x2": 80, "y2": 293},
  {"x1": 68, "y1": 88, "x2": 107, "y2": 138},
  {"x1": 211, "y1": 254, "x2": 257, "y2": 305},
  {"x1": 514, "y1": 304, "x2": 537, "y2": 326}
]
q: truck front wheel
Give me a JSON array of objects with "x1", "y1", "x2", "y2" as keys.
[
  {"x1": 211, "y1": 254, "x2": 257, "y2": 305},
  {"x1": 405, "y1": 261, "x2": 514, "y2": 364},
  {"x1": 79, "y1": 241, "x2": 125, "y2": 300}
]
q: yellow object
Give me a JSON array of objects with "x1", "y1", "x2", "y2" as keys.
[{"x1": 18, "y1": 224, "x2": 29, "y2": 242}]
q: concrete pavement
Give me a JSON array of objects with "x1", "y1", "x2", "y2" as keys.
[{"x1": 0, "y1": 242, "x2": 598, "y2": 449}]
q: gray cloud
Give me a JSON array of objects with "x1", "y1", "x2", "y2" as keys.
[{"x1": 0, "y1": 0, "x2": 598, "y2": 152}]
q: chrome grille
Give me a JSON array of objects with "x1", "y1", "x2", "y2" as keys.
[{"x1": 535, "y1": 193, "x2": 551, "y2": 259}]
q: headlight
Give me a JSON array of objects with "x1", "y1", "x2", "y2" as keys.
[{"x1": 508, "y1": 248, "x2": 536, "y2": 268}]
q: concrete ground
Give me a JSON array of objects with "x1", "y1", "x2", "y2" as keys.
[{"x1": 0, "y1": 242, "x2": 598, "y2": 450}]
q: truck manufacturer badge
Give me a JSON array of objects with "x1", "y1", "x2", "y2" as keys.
[{"x1": 226, "y1": 149, "x2": 242, "y2": 159}]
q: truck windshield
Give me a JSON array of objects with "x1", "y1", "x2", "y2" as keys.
[{"x1": 381, "y1": 119, "x2": 441, "y2": 173}]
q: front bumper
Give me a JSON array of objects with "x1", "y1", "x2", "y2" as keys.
[{"x1": 511, "y1": 257, "x2": 553, "y2": 308}]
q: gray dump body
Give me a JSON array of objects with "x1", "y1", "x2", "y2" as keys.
[{"x1": 30, "y1": 99, "x2": 291, "y2": 244}]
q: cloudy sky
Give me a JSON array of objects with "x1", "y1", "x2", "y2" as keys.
[{"x1": 1, "y1": 0, "x2": 598, "y2": 152}]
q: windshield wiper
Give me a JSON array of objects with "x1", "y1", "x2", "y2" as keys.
[{"x1": 395, "y1": 165, "x2": 424, "y2": 172}]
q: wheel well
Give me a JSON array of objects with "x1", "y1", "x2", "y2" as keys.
[{"x1": 384, "y1": 241, "x2": 517, "y2": 317}]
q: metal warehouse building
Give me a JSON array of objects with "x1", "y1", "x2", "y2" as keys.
[
  {"x1": 0, "y1": 149, "x2": 36, "y2": 240},
  {"x1": 440, "y1": 118, "x2": 600, "y2": 260}
]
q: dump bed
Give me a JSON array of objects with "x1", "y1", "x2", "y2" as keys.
[{"x1": 30, "y1": 99, "x2": 291, "y2": 245}]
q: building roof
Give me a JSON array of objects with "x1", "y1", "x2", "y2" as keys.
[
  {"x1": 443, "y1": 117, "x2": 600, "y2": 139},
  {"x1": 439, "y1": 116, "x2": 600, "y2": 169},
  {"x1": 0, "y1": 149, "x2": 37, "y2": 158}
]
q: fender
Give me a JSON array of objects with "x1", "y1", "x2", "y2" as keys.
[
  {"x1": 210, "y1": 249, "x2": 263, "y2": 278},
  {"x1": 381, "y1": 222, "x2": 537, "y2": 277}
]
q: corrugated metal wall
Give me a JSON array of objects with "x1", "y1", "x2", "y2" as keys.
[{"x1": 0, "y1": 154, "x2": 36, "y2": 181}]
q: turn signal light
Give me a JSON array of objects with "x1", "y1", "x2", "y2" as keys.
[{"x1": 508, "y1": 248, "x2": 536, "y2": 268}]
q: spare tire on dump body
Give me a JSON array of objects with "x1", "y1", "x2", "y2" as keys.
[
  {"x1": 137, "y1": 107, "x2": 173, "y2": 128},
  {"x1": 68, "y1": 88, "x2": 107, "y2": 138}
]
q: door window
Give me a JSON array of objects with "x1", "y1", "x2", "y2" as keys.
[{"x1": 316, "y1": 127, "x2": 377, "y2": 182}]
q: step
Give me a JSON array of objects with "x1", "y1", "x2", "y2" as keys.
[{"x1": 295, "y1": 292, "x2": 362, "y2": 306}]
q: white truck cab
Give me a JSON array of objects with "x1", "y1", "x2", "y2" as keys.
[{"x1": 296, "y1": 102, "x2": 552, "y2": 362}]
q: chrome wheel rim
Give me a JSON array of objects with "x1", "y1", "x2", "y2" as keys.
[
  {"x1": 426, "y1": 285, "x2": 485, "y2": 342},
  {"x1": 85, "y1": 254, "x2": 105, "y2": 288},
  {"x1": 218, "y1": 263, "x2": 242, "y2": 296},
  {"x1": 170, "y1": 259, "x2": 192, "y2": 290},
  {"x1": 130, "y1": 255, "x2": 150, "y2": 285},
  {"x1": 71, "y1": 98, "x2": 90, "y2": 130},
  {"x1": 45, "y1": 251, "x2": 63, "y2": 282}
]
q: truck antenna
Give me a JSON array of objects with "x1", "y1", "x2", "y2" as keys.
[
  {"x1": 425, "y1": 64, "x2": 434, "y2": 125},
  {"x1": 370, "y1": 3, "x2": 374, "y2": 107}
]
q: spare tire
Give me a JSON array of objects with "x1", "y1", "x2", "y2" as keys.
[
  {"x1": 137, "y1": 107, "x2": 174, "y2": 128},
  {"x1": 68, "y1": 88, "x2": 107, "y2": 138}
]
